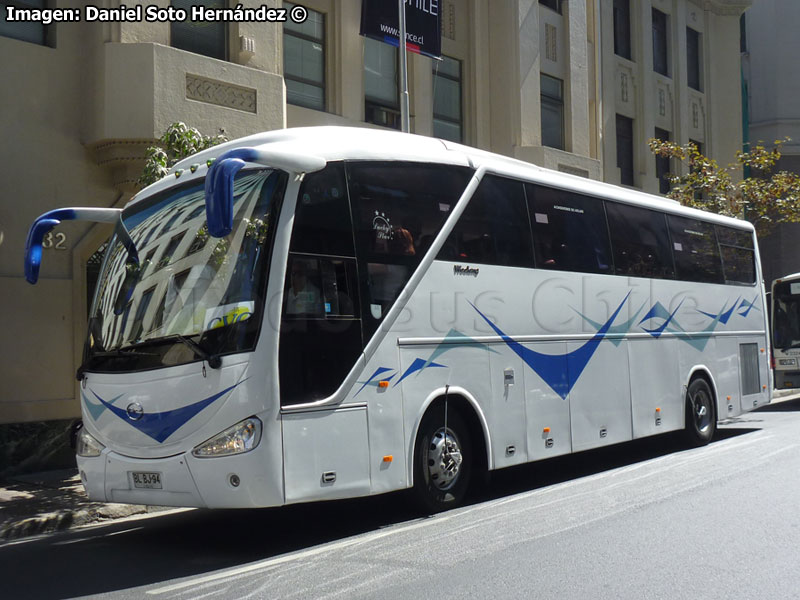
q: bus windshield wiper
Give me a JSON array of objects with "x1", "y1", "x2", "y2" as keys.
[
  {"x1": 77, "y1": 347, "x2": 160, "y2": 380},
  {"x1": 171, "y1": 334, "x2": 222, "y2": 369}
]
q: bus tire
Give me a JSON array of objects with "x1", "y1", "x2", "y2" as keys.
[
  {"x1": 412, "y1": 406, "x2": 472, "y2": 513},
  {"x1": 684, "y1": 377, "x2": 716, "y2": 446}
]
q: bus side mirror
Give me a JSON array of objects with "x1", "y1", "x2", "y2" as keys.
[
  {"x1": 25, "y1": 207, "x2": 122, "y2": 284},
  {"x1": 204, "y1": 148, "x2": 260, "y2": 238},
  {"x1": 24, "y1": 213, "x2": 63, "y2": 284},
  {"x1": 203, "y1": 144, "x2": 326, "y2": 238}
]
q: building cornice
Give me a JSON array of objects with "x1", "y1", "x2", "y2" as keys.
[{"x1": 703, "y1": 0, "x2": 752, "y2": 16}]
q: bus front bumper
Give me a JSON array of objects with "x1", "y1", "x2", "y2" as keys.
[{"x1": 77, "y1": 446, "x2": 284, "y2": 509}]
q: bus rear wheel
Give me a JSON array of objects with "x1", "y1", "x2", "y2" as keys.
[
  {"x1": 684, "y1": 378, "x2": 716, "y2": 446},
  {"x1": 412, "y1": 407, "x2": 472, "y2": 513}
]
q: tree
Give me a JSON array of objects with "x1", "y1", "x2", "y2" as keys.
[
  {"x1": 648, "y1": 138, "x2": 800, "y2": 237},
  {"x1": 139, "y1": 122, "x2": 227, "y2": 188}
]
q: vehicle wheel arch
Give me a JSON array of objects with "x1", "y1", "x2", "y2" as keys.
[{"x1": 407, "y1": 386, "x2": 492, "y2": 488}]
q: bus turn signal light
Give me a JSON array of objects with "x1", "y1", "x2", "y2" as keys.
[
  {"x1": 382, "y1": 455, "x2": 393, "y2": 463},
  {"x1": 543, "y1": 427, "x2": 550, "y2": 433},
  {"x1": 378, "y1": 381, "x2": 389, "y2": 388}
]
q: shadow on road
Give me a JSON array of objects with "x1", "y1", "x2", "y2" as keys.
[
  {"x1": 756, "y1": 396, "x2": 800, "y2": 412},
  {"x1": 0, "y1": 425, "x2": 761, "y2": 599}
]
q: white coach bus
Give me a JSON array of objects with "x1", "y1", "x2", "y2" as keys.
[
  {"x1": 770, "y1": 273, "x2": 800, "y2": 389},
  {"x1": 25, "y1": 127, "x2": 770, "y2": 512}
]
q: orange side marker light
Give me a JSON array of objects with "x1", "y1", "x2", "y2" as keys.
[
  {"x1": 382, "y1": 455, "x2": 393, "y2": 463},
  {"x1": 378, "y1": 381, "x2": 390, "y2": 389},
  {"x1": 543, "y1": 427, "x2": 551, "y2": 433}
]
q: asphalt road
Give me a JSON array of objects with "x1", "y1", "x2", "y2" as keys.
[{"x1": 3, "y1": 398, "x2": 800, "y2": 599}]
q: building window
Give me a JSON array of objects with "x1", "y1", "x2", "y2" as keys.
[
  {"x1": 171, "y1": 0, "x2": 227, "y2": 61},
  {"x1": 616, "y1": 115, "x2": 634, "y2": 186},
  {"x1": 541, "y1": 73, "x2": 564, "y2": 150},
  {"x1": 652, "y1": 8, "x2": 669, "y2": 77},
  {"x1": 364, "y1": 37, "x2": 400, "y2": 129},
  {"x1": 539, "y1": 0, "x2": 563, "y2": 14},
  {"x1": 284, "y1": 2, "x2": 325, "y2": 111},
  {"x1": 432, "y1": 56, "x2": 462, "y2": 143},
  {"x1": 686, "y1": 27, "x2": 701, "y2": 91},
  {"x1": 0, "y1": 0, "x2": 49, "y2": 45},
  {"x1": 654, "y1": 127, "x2": 671, "y2": 194},
  {"x1": 740, "y1": 13, "x2": 747, "y2": 53},
  {"x1": 613, "y1": 0, "x2": 631, "y2": 60}
]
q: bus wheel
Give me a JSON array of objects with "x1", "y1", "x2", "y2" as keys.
[
  {"x1": 684, "y1": 378, "x2": 716, "y2": 446},
  {"x1": 413, "y1": 407, "x2": 472, "y2": 513}
]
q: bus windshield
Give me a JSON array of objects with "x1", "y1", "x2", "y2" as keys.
[
  {"x1": 773, "y1": 279, "x2": 800, "y2": 350},
  {"x1": 84, "y1": 169, "x2": 286, "y2": 372}
]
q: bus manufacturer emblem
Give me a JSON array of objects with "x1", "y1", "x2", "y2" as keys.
[{"x1": 126, "y1": 402, "x2": 144, "y2": 421}]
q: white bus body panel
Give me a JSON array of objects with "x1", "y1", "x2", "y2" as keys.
[
  {"x1": 361, "y1": 261, "x2": 770, "y2": 477},
  {"x1": 77, "y1": 355, "x2": 287, "y2": 508},
  {"x1": 282, "y1": 407, "x2": 371, "y2": 503}
]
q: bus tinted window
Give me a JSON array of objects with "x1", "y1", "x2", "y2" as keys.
[
  {"x1": 716, "y1": 225, "x2": 754, "y2": 249},
  {"x1": 527, "y1": 184, "x2": 613, "y2": 274},
  {"x1": 280, "y1": 255, "x2": 362, "y2": 405},
  {"x1": 772, "y1": 280, "x2": 800, "y2": 350},
  {"x1": 667, "y1": 215, "x2": 723, "y2": 284},
  {"x1": 441, "y1": 176, "x2": 533, "y2": 268},
  {"x1": 347, "y1": 162, "x2": 471, "y2": 333},
  {"x1": 716, "y1": 225, "x2": 755, "y2": 285},
  {"x1": 289, "y1": 163, "x2": 354, "y2": 257},
  {"x1": 606, "y1": 202, "x2": 675, "y2": 279}
]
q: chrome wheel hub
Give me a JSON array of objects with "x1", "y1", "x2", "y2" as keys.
[
  {"x1": 426, "y1": 427, "x2": 463, "y2": 491},
  {"x1": 693, "y1": 389, "x2": 712, "y2": 433}
]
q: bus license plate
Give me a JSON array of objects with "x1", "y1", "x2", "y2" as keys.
[{"x1": 132, "y1": 472, "x2": 162, "y2": 489}]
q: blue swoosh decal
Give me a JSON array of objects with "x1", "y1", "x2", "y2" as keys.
[
  {"x1": 470, "y1": 293, "x2": 630, "y2": 399},
  {"x1": 91, "y1": 382, "x2": 241, "y2": 443}
]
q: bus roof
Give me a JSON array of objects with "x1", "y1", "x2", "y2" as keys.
[{"x1": 135, "y1": 126, "x2": 754, "y2": 233}]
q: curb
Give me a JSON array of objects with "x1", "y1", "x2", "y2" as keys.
[{"x1": 0, "y1": 503, "x2": 155, "y2": 541}]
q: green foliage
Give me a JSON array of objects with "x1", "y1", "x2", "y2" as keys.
[
  {"x1": 648, "y1": 138, "x2": 800, "y2": 237},
  {"x1": 139, "y1": 122, "x2": 227, "y2": 188}
]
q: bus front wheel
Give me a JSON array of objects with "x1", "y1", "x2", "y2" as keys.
[
  {"x1": 412, "y1": 406, "x2": 472, "y2": 513},
  {"x1": 684, "y1": 378, "x2": 716, "y2": 446}
]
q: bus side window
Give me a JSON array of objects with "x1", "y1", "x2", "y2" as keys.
[
  {"x1": 441, "y1": 176, "x2": 533, "y2": 268},
  {"x1": 347, "y1": 162, "x2": 472, "y2": 337},
  {"x1": 528, "y1": 184, "x2": 613, "y2": 274},
  {"x1": 290, "y1": 163, "x2": 354, "y2": 257},
  {"x1": 667, "y1": 215, "x2": 723, "y2": 284},
  {"x1": 716, "y1": 225, "x2": 755, "y2": 285},
  {"x1": 606, "y1": 202, "x2": 675, "y2": 279}
]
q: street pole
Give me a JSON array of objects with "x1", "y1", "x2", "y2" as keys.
[{"x1": 398, "y1": 0, "x2": 410, "y2": 133}]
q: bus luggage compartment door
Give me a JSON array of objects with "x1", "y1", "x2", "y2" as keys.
[{"x1": 282, "y1": 407, "x2": 371, "y2": 503}]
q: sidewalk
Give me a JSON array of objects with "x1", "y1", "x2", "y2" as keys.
[
  {"x1": 2, "y1": 389, "x2": 799, "y2": 542},
  {"x1": 0, "y1": 468, "x2": 175, "y2": 541}
]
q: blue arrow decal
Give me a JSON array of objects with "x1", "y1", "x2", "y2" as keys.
[
  {"x1": 354, "y1": 367, "x2": 396, "y2": 397},
  {"x1": 82, "y1": 391, "x2": 124, "y2": 421},
  {"x1": 394, "y1": 358, "x2": 447, "y2": 387},
  {"x1": 639, "y1": 299, "x2": 685, "y2": 338}
]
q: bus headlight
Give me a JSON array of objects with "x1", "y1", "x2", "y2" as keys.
[
  {"x1": 192, "y1": 417, "x2": 262, "y2": 458},
  {"x1": 76, "y1": 428, "x2": 105, "y2": 457}
]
